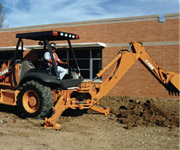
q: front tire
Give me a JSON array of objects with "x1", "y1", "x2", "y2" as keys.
[{"x1": 17, "y1": 80, "x2": 53, "y2": 119}]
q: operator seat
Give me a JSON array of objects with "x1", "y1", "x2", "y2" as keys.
[{"x1": 19, "y1": 60, "x2": 35, "y2": 81}]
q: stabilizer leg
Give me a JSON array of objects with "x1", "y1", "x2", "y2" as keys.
[
  {"x1": 90, "y1": 105, "x2": 110, "y2": 116},
  {"x1": 44, "y1": 95, "x2": 66, "y2": 130}
]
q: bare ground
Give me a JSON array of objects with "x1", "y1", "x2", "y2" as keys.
[{"x1": 0, "y1": 96, "x2": 179, "y2": 150}]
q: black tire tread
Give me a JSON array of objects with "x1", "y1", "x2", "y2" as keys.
[{"x1": 17, "y1": 80, "x2": 54, "y2": 119}]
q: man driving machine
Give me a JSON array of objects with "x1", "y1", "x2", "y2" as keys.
[{"x1": 44, "y1": 42, "x2": 68, "y2": 79}]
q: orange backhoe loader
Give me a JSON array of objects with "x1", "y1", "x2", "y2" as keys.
[{"x1": 0, "y1": 31, "x2": 179, "y2": 130}]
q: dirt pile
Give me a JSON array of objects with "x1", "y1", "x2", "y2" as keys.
[
  {"x1": 101, "y1": 96, "x2": 179, "y2": 129},
  {"x1": 117, "y1": 99, "x2": 179, "y2": 129}
]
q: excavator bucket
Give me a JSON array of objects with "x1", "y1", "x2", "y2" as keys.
[{"x1": 169, "y1": 73, "x2": 180, "y2": 91}]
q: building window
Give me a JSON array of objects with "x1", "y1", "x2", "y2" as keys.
[{"x1": 56, "y1": 48, "x2": 102, "y2": 80}]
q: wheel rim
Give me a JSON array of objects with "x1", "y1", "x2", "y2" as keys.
[{"x1": 22, "y1": 90, "x2": 40, "y2": 113}]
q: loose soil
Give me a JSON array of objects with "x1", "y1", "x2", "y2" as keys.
[{"x1": 0, "y1": 96, "x2": 179, "y2": 150}]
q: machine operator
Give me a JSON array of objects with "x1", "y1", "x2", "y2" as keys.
[{"x1": 44, "y1": 42, "x2": 68, "y2": 79}]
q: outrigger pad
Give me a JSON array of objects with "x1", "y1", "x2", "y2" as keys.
[{"x1": 44, "y1": 122, "x2": 63, "y2": 130}]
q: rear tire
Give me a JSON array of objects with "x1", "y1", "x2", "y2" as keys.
[{"x1": 17, "y1": 80, "x2": 53, "y2": 119}]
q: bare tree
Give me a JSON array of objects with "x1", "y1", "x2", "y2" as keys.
[{"x1": 0, "y1": 3, "x2": 4, "y2": 28}]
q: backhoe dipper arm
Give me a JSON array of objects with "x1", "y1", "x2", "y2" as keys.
[{"x1": 131, "y1": 42, "x2": 179, "y2": 90}]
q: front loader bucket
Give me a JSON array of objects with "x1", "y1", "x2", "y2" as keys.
[{"x1": 170, "y1": 73, "x2": 180, "y2": 91}]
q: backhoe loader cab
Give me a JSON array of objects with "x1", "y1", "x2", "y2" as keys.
[{"x1": 14, "y1": 31, "x2": 83, "y2": 89}]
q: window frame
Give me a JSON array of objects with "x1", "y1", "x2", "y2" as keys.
[{"x1": 59, "y1": 47, "x2": 102, "y2": 81}]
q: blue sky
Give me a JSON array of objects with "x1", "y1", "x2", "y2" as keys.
[{"x1": 1, "y1": 0, "x2": 180, "y2": 28}]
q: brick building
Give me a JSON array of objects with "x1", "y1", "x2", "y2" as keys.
[{"x1": 0, "y1": 13, "x2": 179, "y2": 98}]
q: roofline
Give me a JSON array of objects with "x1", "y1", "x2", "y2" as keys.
[
  {"x1": 164, "y1": 13, "x2": 180, "y2": 19},
  {"x1": 0, "y1": 13, "x2": 179, "y2": 33},
  {"x1": 0, "y1": 40, "x2": 179, "y2": 51}
]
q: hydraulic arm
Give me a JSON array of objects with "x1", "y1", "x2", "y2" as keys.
[
  {"x1": 93, "y1": 41, "x2": 179, "y2": 100},
  {"x1": 132, "y1": 42, "x2": 179, "y2": 90},
  {"x1": 44, "y1": 41, "x2": 179, "y2": 129}
]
